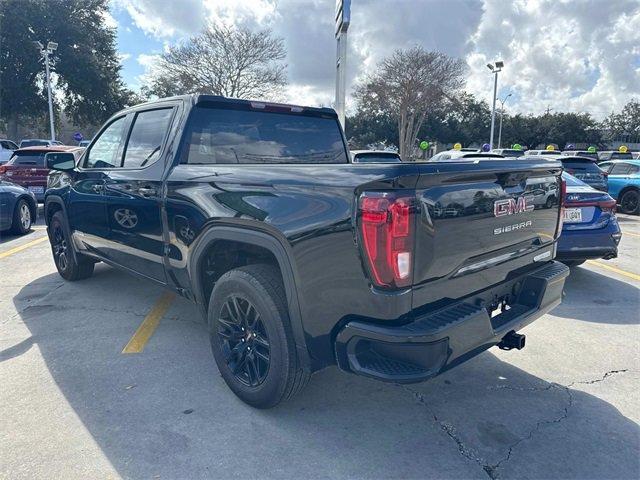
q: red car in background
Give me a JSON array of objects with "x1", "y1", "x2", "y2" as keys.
[{"x1": 0, "y1": 146, "x2": 83, "y2": 201}]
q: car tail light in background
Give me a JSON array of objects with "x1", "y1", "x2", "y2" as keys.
[
  {"x1": 0, "y1": 165, "x2": 6, "y2": 175},
  {"x1": 598, "y1": 198, "x2": 617, "y2": 214},
  {"x1": 358, "y1": 192, "x2": 415, "y2": 289}
]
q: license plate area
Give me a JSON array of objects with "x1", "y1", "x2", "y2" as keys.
[
  {"x1": 563, "y1": 207, "x2": 582, "y2": 223},
  {"x1": 28, "y1": 186, "x2": 44, "y2": 194}
]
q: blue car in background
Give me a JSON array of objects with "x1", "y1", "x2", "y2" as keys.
[
  {"x1": 0, "y1": 180, "x2": 37, "y2": 235},
  {"x1": 557, "y1": 173, "x2": 622, "y2": 267},
  {"x1": 597, "y1": 160, "x2": 640, "y2": 215}
]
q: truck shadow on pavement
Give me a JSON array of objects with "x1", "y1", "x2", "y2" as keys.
[
  {"x1": 552, "y1": 266, "x2": 639, "y2": 324},
  {"x1": 7, "y1": 266, "x2": 640, "y2": 479}
]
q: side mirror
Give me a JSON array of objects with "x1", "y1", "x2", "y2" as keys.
[{"x1": 45, "y1": 152, "x2": 76, "y2": 171}]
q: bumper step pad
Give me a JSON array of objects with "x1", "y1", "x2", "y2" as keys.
[{"x1": 335, "y1": 261, "x2": 569, "y2": 383}]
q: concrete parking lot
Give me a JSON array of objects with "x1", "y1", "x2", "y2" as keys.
[{"x1": 1, "y1": 211, "x2": 639, "y2": 480}]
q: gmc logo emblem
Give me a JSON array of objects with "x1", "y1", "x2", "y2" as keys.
[{"x1": 494, "y1": 196, "x2": 534, "y2": 217}]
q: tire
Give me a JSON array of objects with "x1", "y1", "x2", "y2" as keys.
[
  {"x1": 9, "y1": 199, "x2": 32, "y2": 235},
  {"x1": 619, "y1": 189, "x2": 639, "y2": 215},
  {"x1": 545, "y1": 196, "x2": 555, "y2": 209},
  {"x1": 49, "y1": 211, "x2": 94, "y2": 281},
  {"x1": 208, "y1": 264, "x2": 310, "y2": 408},
  {"x1": 562, "y1": 259, "x2": 586, "y2": 268}
]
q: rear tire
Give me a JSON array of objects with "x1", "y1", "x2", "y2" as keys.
[
  {"x1": 208, "y1": 264, "x2": 310, "y2": 408},
  {"x1": 9, "y1": 199, "x2": 32, "y2": 235},
  {"x1": 619, "y1": 189, "x2": 639, "y2": 215},
  {"x1": 49, "y1": 211, "x2": 94, "y2": 281}
]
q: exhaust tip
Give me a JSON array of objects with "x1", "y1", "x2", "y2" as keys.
[{"x1": 498, "y1": 331, "x2": 526, "y2": 351}]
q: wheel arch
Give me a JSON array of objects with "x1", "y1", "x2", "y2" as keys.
[
  {"x1": 618, "y1": 184, "x2": 639, "y2": 201},
  {"x1": 44, "y1": 195, "x2": 67, "y2": 226},
  {"x1": 188, "y1": 225, "x2": 311, "y2": 369}
]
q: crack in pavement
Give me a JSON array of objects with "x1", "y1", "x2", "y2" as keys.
[{"x1": 402, "y1": 369, "x2": 629, "y2": 479}]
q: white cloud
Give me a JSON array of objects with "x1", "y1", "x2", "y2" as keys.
[
  {"x1": 116, "y1": 0, "x2": 639, "y2": 118},
  {"x1": 464, "y1": 0, "x2": 640, "y2": 119}
]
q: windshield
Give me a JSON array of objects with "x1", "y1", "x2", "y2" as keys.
[
  {"x1": 610, "y1": 152, "x2": 633, "y2": 159},
  {"x1": 500, "y1": 150, "x2": 524, "y2": 157},
  {"x1": 183, "y1": 105, "x2": 348, "y2": 164},
  {"x1": 20, "y1": 140, "x2": 49, "y2": 148},
  {"x1": 353, "y1": 153, "x2": 401, "y2": 163}
]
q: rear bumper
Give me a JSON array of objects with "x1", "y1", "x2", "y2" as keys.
[
  {"x1": 557, "y1": 222, "x2": 621, "y2": 261},
  {"x1": 335, "y1": 261, "x2": 569, "y2": 383}
]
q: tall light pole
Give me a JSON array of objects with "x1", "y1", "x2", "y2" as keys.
[
  {"x1": 497, "y1": 93, "x2": 512, "y2": 149},
  {"x1": 34, "y1": 41, "x2": 58, "y2": 142},
  {"x1": 334, "y1": 0, "x2": 351, "y2": 128},
  {"x1": 487, "y1": 60, "x2": 503, "y2": 150}
]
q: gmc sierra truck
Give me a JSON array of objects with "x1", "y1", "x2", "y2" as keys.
[{"x1": 44, "y1": 95, "x2": 569, "y2": 408}]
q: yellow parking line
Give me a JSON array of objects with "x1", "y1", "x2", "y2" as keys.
[
  {"x1": 122, "y1": 292, "x2": 175, "y2": 354},
  {"x1": 587, "y1": 261, "x2": 640, "y2": 281},
  {"x1": 622, "y1": 231, "x2": 640, "y2": 238},
  {"x1": 32, "y1": 226, "x2": 47, "y2": 230},
  {"x1": 0, "y1": 236, "x2": 48, "y2": 259}
]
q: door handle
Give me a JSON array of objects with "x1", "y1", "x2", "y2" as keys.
[{"x1": 138, "y1": 187, "x2": 157, "y2": 197}]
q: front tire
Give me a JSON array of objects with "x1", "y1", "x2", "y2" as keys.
[
  {"x1": 619, "y1": 189, "x2": 639, "y2": 215},
  {"x1": 208, "y1": 264, "x2": 310, "y2": 408},
  {"x1": 49, "y1": 211, "x2": 94, "y2": 281},
  {"x1": 9, "y1": 199, "x2": 32, "y2": 235}
]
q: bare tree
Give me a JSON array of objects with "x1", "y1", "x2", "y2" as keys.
[
  {"x1": 354, "y1": 47, "x2": 466, "y2": 159},
  {"x1": 143, "y1": 23, "x2": 287, "y2": 100}
]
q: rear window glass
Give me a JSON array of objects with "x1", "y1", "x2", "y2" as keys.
[
  {"x1": 183, "y1": 105, "x2": 348, "y2": 164},
  {"x1": 562, "y1": 172, "x2": 587, "y2": 186},
  {"x1": 353, "y1": 153, "x2": 401, "y2": 163},
  {"x1": 561, "y1": 159, "x2": 602, "y2": 173},
  {"x1": 10, "y1": 151, "x2": 45, "y2": 166}
]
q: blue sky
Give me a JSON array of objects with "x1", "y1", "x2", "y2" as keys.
[
  {"x1": 112, "y1": 8, "x2": 163, "y2": 91},
  {"x1": 109, "y1": 0, "x2": 640, "y2": 119}
]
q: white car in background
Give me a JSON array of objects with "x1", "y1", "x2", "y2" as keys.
[
  {"x1": 350, "y1": 150, "x2": 402, "y2": 163},
  {"x1": 0, "y1": 139, "x2": 18, "y2": 164}
]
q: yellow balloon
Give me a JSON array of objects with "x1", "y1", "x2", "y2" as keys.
[
  {"x1": 453, "y1": 143, "x2": 462, "y2": 151},
  {"x1": 619, "y1": 145, "x2": 628, "y2": 153},
  {"x1": 546, "y1": 145, "x2": 555, "y2": 151}
]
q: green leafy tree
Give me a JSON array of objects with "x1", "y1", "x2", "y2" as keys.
[
  {"x1": 0, "y1": 0, "x2": 135, "y2": 138},
  {"x1": 601, "y1": 99, "x2": 640, "y2": 140}
]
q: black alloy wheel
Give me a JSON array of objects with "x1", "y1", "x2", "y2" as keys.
[
  {"x1": 216, "y1": 295, "x2": 271, "y2": 387},
  {"x1": 619, "y1": 190, "x2": 639, "y2": 215},
  {"x1": 52, "y1": 221, "x2": 69, "y2": 272}
]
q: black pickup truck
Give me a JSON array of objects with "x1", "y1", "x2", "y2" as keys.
[{"x1": 44, "y1": 95, "x2": 569, "y2": 408}]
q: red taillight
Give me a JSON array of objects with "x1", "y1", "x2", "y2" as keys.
[
  {"x1": 599, "y1": 198, "x2": 617, "y2": 214},
  {"x1": 359, "y1": 193, "x2": 414, "y2": 289},
  {"x1": 0, "y1": 165, "x2": 6, "y2": 175}
]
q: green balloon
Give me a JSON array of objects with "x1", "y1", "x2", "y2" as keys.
[
  {"x1": 512, "y1": 143, "x2": 522, "y2": 151},
  {"x1": 587, "y1": 146, "x2": 596, "y2": 153},
  {"x1": 419, "y1": 141, "x2": 430, "y2": 150}
]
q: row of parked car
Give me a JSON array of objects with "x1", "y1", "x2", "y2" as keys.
[{"x1": 0, "y1": 138, "x2": 636, "y2": 271}]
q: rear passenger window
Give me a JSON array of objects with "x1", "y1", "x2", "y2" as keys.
[
  {"x1": 122, "y1": 108, "x2": 173, "y2": 168},
  {"x1": 85, "y1": 116, "x2": 127, "y2": 169},
  {"x1": 610, "y1": 163, "x2": 631, "y2": 175}
]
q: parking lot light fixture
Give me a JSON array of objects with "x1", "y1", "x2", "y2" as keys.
[
  {"x1": 498, "y1": 93, "x2": 512, "y2": 149},
  {"x1": 488, "y1": 60, "x2": 504, "y2": 150},
  {"x1": 34, "y1": 41, "x2": 58, "y2": 142}
]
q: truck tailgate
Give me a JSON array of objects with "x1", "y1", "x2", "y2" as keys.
[{"x1": 411, "y1": 159, "x2": 563, "y2": 310}]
